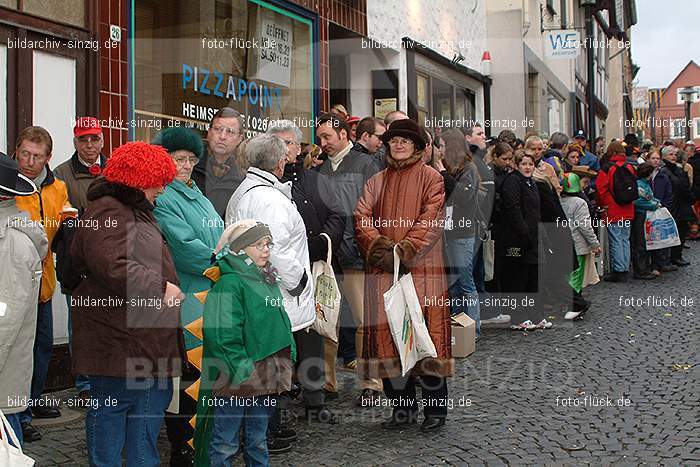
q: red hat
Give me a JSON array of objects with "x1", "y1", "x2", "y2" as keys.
[
  {"x1": 104, "y1": 142, "x2": 177, "y2": 189},
  {"x1": 346, "y1": 116, "x2": 360, "y2": 125},
  {"x1": 74, "y1": 117, "x2": 102, "y2": 137}
]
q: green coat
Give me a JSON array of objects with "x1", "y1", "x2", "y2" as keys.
[
  {"x1": 154, "y1": 180, "x2": 223, "y2": 351},
  {"x1": 193, "y1": 253, "x2": 296, "y2": 466}
]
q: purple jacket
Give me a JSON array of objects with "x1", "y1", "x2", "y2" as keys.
[{"x1": 651, "y1": 168, "x2": 673, "y2": 209}]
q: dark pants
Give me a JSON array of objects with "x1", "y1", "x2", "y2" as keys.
[
  {"x1": 472, "y1": 239, "x2": 486, "y2": 293},
  {"x1": 336, "y1": 284, "x2": 357, "y2": 363},
  {"x1": 66, "y1": 295, "x2": 90, "y2": 392},
  {"x1": 499, "y1": 259, "x2": 544, "y2": 323},
  {"x1": 671, "y1": 219, "x2": 690, "y2": 261},
  {"x1": 652, "y1": 247, "x2": 672, "y2": 268},
  {"x1": 382, "y1": 375, "x2": 448, "y2": 420},
  {"x1": 164, "y1": 365, "x2": 200, "y2": 448},
  {"x1": 631, "y1": 212, "x2": 652, "y2": 275},
  {"x1": 20, "y1": 299, "x2": 53, "y2": 425},
  {"x1": 277, "y1": 329, "x2": 325, "y2": 408}
]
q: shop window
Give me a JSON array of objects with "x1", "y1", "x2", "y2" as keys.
[
  {"x1": 432, "y1": 78, "x2": 452, "y2": 120},
  {"x1": 455, "y1": 88, "x2": 475, "y2": 122},
  {"x1": 134, "y1": 0, "x2": 315, "y2": 142},
  {"x1": 416, "y1": 73, "x2": 429, "y2": 126},
  {"x1": 0, "y1": 0, "x2": 18, "y2": 8},
  {"x1": 23, "y1": 0, "x2": 86, "y2": 28}
]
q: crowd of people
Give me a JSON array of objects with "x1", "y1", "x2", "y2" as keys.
[{"x1": 1, "y1": 106, "x2": 698, "y2": 466}]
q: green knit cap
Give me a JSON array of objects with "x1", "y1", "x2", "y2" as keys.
[
  {"x1": 152, "y1": 127, "x2": 204, "y2": 158},
  {"x1": 562, "y1": 172, "x2": 582, "y2": 194}
]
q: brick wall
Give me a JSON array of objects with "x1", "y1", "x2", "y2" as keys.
[{"x1": 98, "y1": 0, "x2": 128, "y2": 154}]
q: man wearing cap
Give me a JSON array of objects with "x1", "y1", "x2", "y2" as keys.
[
  {"x1": 573, "y1": 130, "x2": 601, "y2": 172},
  {"x1": 13, "y1": 126, "x2": 73, "y2": 442},
  {"x1": 53, "y1": 117, "x2": 107, "y2": 400},
  {"x1": 54, "y1": 117, "x2": 107, "y2": 211},
  {"x1": 0, "y1": 154, "x2": 48, "y2": 446}
]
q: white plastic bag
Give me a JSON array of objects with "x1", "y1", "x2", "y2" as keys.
[
  {"x1": 311, "y1": 233, "x2": 341, "y2": 342},
  {"x1": 383, "y1": 246, "x2": 437, "y2": 376},
  {"x1": 645, "y1": 207, "x2": 681, "y2": 250},
  {"x1": 0, "y1": 410, "x2": 35, "y2": 467}
]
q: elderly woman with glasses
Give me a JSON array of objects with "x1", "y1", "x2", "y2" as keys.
[
  {"x1": 354, "y1": 118, "x2": 453, "y2": 433},
  {"x1": 151, "y1": 126, "x2": 224, "y2": 464}
]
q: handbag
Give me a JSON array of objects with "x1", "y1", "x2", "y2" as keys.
[
  {"x1": 310, "y1": 233, "x2": 341, "y2": 342},
  {"x1": 644, "y1": 207, "x2": 681, "y2": 251},
  {"x1": 0, "y1": 410, "x2": 35, "y2": 467},
  {"x1": 383, "y1": 246, "x2": 437, "y2": 376}
]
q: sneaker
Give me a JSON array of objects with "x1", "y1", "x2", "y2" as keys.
[
  {"x1": 510, "y1": 320, "x2": 534, "y2": 331},
  {"x1": 534, "y1": 319, "x2": 553, "y2": 329},
  {"x1": 481, "y1": 314, "x2": 511, "y2": 326},
  {"x1": 564, "y1": 310, "x2": 583, "y2": 320}
]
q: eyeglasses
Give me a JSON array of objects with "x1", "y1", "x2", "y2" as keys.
[
  {"x1": 388, "y1": 137, "x2": 414, "y2": 146},
  {"x1": 173, "y1": 156, "x2": 200, "y2": 166},
  {"x1": 253, "y1": 241, "x2": 274, "y2": 251},
  {"x1": 210, "y1": 125, "x2": 241, "y2": 137}
]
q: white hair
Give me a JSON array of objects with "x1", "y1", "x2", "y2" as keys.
[{"x1": 267, "y1": 119, "x2": 303, "y2": 144}]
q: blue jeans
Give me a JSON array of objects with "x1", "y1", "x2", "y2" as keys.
[
  {"x1": 446, "y1": 237, "x2": 481, "y2": 336},
  {"x1": 5, "y1": 413, "x2": 23, "y2": 447},
  {"x1": 209, "y1": 395, "x2": 274, "y2": 467},
  {"x1": 20, "y1": 299, "x2": 53, "y2": 425},
  {"x1": 66, "y1": 295, "x2": 90, "y2": 392},
  {"x1": 607, "y1": 223, "x2": 631, "y2": 273},
  {"x1": 86, "y1": 376, "x2": 172, "y2": 467}
]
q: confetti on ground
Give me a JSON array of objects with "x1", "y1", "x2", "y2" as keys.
[
  {"x1": 625, "y1": 315, "x2": 632, "y2": 320},
  {"x1": 671, "y1": 363, "x2": 693, "y2": 371},
  {"x1": 574, "y1": 334, "x2": 581, "y2": 338},
  {"x1": 663, "y1": 313, "x2": 673, "y2": 317}
]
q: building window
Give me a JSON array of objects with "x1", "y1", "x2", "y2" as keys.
[
  {"x1": 670, "y1": 119, "x2": 685, "y2": 139},
  {"x1": 432, "y1": 78, "x2": 453, "y2": 120},
  {"x1": 547, "y1": 93, "x2": 562, "y2": 134},
  {"x1": 416, "y1": 73, "x2": 429, "y2": 127},
  {"x1": 133, "y1": 0, "x2": 316, "y2": 142},
  {"x1": 694, "y1": 118, "x2": 700, "y2": 139},
  {"x1": 0, "y1": 44, "x2": 6, "y2": 153}
]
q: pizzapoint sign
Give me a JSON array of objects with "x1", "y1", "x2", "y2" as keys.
[{"x1": 181, "y1": 63, "x2": 283, "y2": 115}]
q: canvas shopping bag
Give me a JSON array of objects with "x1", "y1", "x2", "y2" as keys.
[
  {"x1": 383, "y1": 246, "x2": 437, "y2": 376},
  {"x1": 581, "y1": 252, "x2": 600, "y2": 288},
  {"x1": 645, "y1": 207, "x2": 681, "y2": 251},
  {"x1": 311, "y1": 233, "x2": 342, "y2": 342},
  {"x1": 0, "y1": 410, "x2": 35, "y2": 467}
]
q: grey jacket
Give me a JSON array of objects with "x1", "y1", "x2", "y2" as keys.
[
  {"x1": 0, "y1": 201, "x2": 48, "y2": 413},
  {"x1": 560, "y1": 195, "x2": 600, "y2": 256}
]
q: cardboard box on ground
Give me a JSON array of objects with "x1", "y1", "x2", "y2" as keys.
[{"x1": 451, "y1": 313, "x2": 475, "y2": 358}]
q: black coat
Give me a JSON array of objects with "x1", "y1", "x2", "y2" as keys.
[
  {"x1": 498, "y1": 171, "x2": 540, "y2": 263},
  {"x1": 688, "y1": 152, "x2": 700, "y2": 201},
  {"x1": 281, "y1": 160, "x2": 346, "y2": 274},
  {"x1": 661, "y1": 160, "x2": 695, "y2": 221},
  {"x1": 442, "y1": 165, "x2": 479, "y2": 238},
  {"x1": 318, "y1": 146, "x2": 380, "y2": 270},
  {"x1": 191, "y1": 149, "x2": 245, "y2": 218}
]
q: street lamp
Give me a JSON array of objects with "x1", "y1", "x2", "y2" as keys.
[
  {"x1": 678, "y1": 86, "x2": 698, "y2": 142},
  {"x1": 580, "y1": 0, "x2": 597, "y2": 144}
]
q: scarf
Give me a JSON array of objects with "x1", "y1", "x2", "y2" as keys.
[{"x1": 328, "y1": 142, "x2": 354, "y2": 172}]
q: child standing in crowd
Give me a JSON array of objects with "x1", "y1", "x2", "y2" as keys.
[
  {"x1": 499, "y1": 151, "x2": 547, "y2": 330},
  {"x1": 194, "y1": 220, "x2": 296, "y2": 467},
  {"x1": 560, "y1": 172, "x2": 601, "y2": 319},
  {"x1": 631, "y1": 163, "x2": 662, "y2": 279}
]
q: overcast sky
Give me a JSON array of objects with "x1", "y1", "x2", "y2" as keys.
[{"x1": 632, "y1": 0, "x2": 700, "y2": 89}]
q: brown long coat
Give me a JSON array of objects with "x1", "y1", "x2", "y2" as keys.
[
  {"x1": 354, "y1": 152, "x2": 453, "y2": 379},
  {"x1": 70, "y1": 178, "x2": 185, "y2": 379}
]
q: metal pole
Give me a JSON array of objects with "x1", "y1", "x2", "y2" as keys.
[
  {"x1": 685, "y1": 100, "x2": 692, "y2": 142},
  {"x1": 585, "y1": 5, "x2": 596, "y2": 143}
]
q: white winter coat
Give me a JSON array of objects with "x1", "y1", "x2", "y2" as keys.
[
  {"x1": 225, "y1": 167, "x2": 315, "y2": 331},
  {"x1": 0, "y1": 200, "x2": 48, "y2": 414}
]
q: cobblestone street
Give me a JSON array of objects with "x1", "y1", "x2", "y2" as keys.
[{"x1": 25, "y1": 244, "x2": 699, "y2": 466}]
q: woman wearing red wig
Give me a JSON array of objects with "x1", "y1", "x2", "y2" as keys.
[{"x1": 70, "y1": 142, "x2": 187, "y2": 466}]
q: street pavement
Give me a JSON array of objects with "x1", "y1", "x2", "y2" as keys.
[{"x1": 24, "y1": 243, "x2": 699, "y2": 466}]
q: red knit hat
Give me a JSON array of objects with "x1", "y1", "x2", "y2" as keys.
[{"x1": 103, "y1": 142, "x2": 177, "y2": 189}]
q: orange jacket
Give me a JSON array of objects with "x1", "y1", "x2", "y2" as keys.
[{"x1": 15, "y1": 168, "x2": 71, "y2": 303}]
